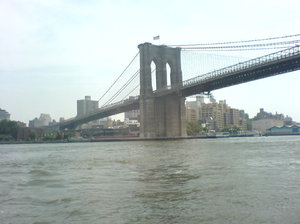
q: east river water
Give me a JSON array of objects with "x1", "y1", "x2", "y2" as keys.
[{"x1": 0, "y1": 136, "x2": 300, "y2": 224}]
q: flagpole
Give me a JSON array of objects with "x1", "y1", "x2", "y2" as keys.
[{"x1": 153, "y1": 35, "x2": 160, "y2": 45}]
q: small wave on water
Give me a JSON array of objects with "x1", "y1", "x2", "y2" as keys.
[
  {"x1": 29, "y1": 169, "x2": 52, "y2": 176},
  {"x1": 33, "y1": 222, "x2": 52, "y2": 224},
  {"x1": 18, "y1": 169, "x2": 66, "y2": 188},
  {"x1": 67, "y1": 209, "x2": 86, "y2": 217},
  {"x1": 289, "y1": 160, "x2": 300, "y2": 166},
  {"x1": 18, "y1": 177, "x2": 64, "y2": 188},
  {"x1": 26, "y1": 179, "x2": 54, "y2": 186},
  {"x1": 44, "y1": 197, "x2": 73, "y2": 205},
  {"x1": 64, "y1": 208, "x2": 91, "y2": 222}
]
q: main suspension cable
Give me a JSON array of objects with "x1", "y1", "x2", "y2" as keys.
[
  {"x1": 170, "y1": 33, "x2": 300, "y2": 47},
  {"x1": 182, "y1": 40, "x2": 300, "y2": 50},
  {"x1": 182, "y1": 46, "x2": 293, "y2": 52}
]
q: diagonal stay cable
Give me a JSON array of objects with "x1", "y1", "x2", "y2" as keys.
[
  {"x1": 124, "y1": 68, "x2": 154, "y2": 100},
  {"x1": 98, "y1": 52, "x2": 139, "y2": 103},
  {"x1": 102, "y1": 69, "x2": 140, "y2": 106},
  {"x1": 122, "y1": 83, "x2": 140, "y2": 101},
  {"x1": 103, "y1": 67, "x2": 156, "y2": 106},
  {"x1": 103, "y1": 70, "x2": 139, "y2": 106}
]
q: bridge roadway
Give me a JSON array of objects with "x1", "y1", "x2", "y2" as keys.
[{"x1": 59, "y1": 46, "x2": 300, "y2": 130}]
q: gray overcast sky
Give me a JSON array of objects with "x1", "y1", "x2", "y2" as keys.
[{"x1": 0, "y1": 0, "x2": 299, "y2": 123}]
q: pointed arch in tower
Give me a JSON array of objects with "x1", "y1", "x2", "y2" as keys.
[{"x1": 138, "y1": 43, "x2": 186, "y2": 138}]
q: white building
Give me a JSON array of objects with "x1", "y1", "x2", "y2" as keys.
[
  {"x1": 124, "y1": 118, "x2": 140, "y2": 127},
  {"x1": 29, "y1": 113, "x2": 52, "y2": 127}
]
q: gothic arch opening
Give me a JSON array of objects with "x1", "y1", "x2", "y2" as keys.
[
  {"x1": 166, "y1": 62, "x2": 171, "y2": 88},
  {"x1": 150, "y1": 61, "x2": 157, "y2": 92}
]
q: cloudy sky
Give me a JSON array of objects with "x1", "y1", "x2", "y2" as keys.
[{"x1": 0, "y1": 0, "x2": 299, "y2": 124}]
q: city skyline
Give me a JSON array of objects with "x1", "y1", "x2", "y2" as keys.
[{"x1": 1, "y1": 0, "x2": 300, "y2": 123}]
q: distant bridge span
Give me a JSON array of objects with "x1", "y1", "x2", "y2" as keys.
[{"x1": 59, "y1": 97, "x2": 139, "y2": 130}]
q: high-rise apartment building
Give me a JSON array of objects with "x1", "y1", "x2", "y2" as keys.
[
  {"x1": 186, "y1": 95, "x2": 206, "y2": 122},
  {"x1": 77, "y1": 96, "x2": 98, "y2": 117},
  {"x1": 186, "y1": 95, "x2": 248, "y2": 131}
]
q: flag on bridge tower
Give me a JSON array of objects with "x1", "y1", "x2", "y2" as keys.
[{"x1": 153, "y1": 35, "x2": 160, "y2": 40}]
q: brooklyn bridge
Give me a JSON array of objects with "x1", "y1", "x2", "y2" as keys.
[{"x1": 57, "y1": 34, "x2": 300, "y2": 138}]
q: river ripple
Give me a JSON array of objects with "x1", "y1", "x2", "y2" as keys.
[{"x1": 0, "y1": 136, "x2": 300, "y2": 224}]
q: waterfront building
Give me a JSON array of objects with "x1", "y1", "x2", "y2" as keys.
[
  {"x1": 76, "y1": 96, "x2": 99, "y2": 129},
  {"x1": 28, "y1": 113, "x2": 52, "y2": 127},
  {"x1": 267, "y1": 125, "x2": 300, "y2": 135},
  {"x1": 29, "y1": 118, "x2": 38, "y2": 128},
  {"x1": 186, "y1": 105, "x2": 197, "y2": 122},
  {"x1": 186, "y1": 95, "x2": 248, "y2": 131},
  {"x1": 0, "y1": 108, "x2": 10, "y2": 120},
  {"x1": 253, "y1": 108, "x2": 284, "y2": 120},
  {"x1": 39, "y1": 114, "x2": 52, "y2": 126},
  {"x1": 284, "y1": 115, "x2": 293, "y2": 125},
  {"x1": 199, "y1": 102, "x2": 220, "y2": 130},
  {"x1": 252, "y1": 118, "x2": 284, "y2": 134},
  {"x1": 124, "y1": 118, "x2": 140, "y2": 127},
  {"x1": 251, "y1": 108, "x2": 292, "y2": 134},
  {"x1": 226, "y1": 108, "x2": 248, "y2": 130},
  {"x1": 77, "y1": 96, "x2": 98, "y2": 117}
]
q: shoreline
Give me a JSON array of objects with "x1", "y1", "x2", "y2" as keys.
[{"x1": 1, "y1": 133, "x2": 299, "y2": 145}]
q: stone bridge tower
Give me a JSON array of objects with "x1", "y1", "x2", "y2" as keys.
[{"x1": 138, "y1": 43, "x2": 186, "y2": 138}]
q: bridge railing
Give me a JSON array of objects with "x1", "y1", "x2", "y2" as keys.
[{"x1": 182, "y1": 45, "x2": 300, "y2": 87}]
